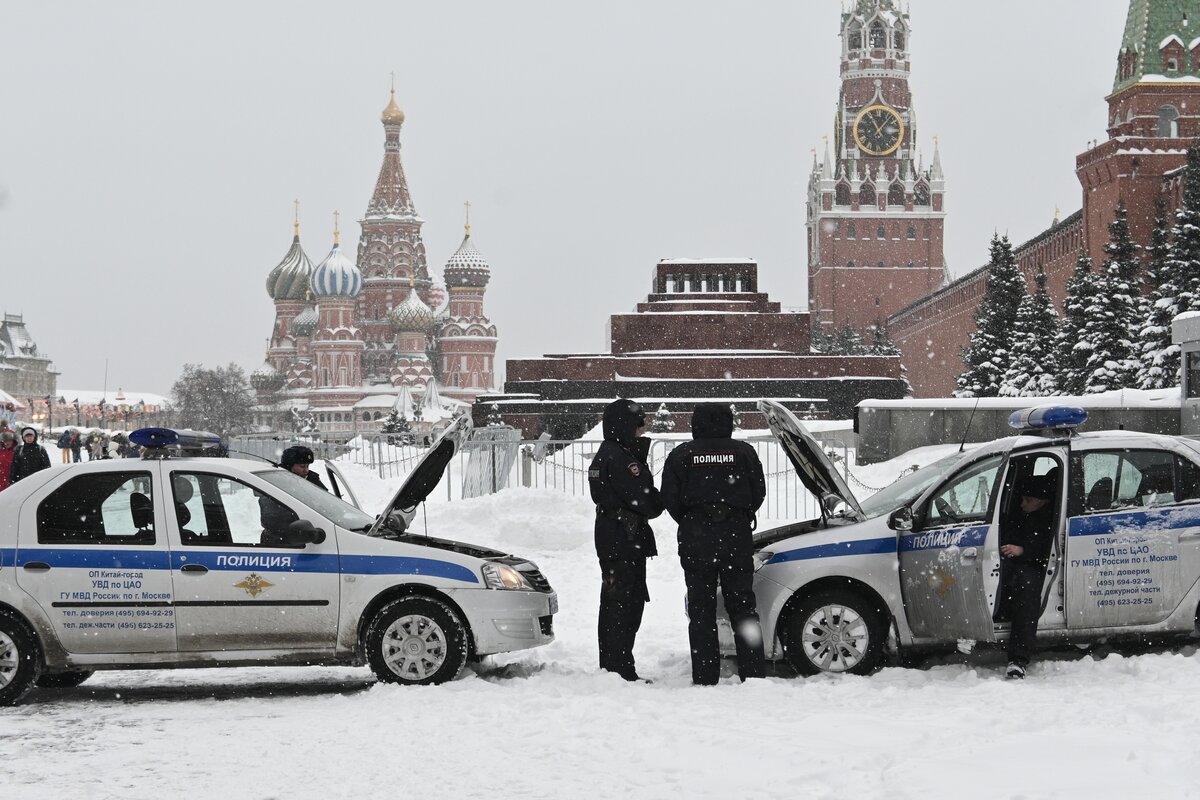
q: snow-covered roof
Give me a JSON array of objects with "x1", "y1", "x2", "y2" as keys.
[
  {"x1": 658, "y1": 258, "x2": 756, "y2": 265},
  {"x1": 58, "y1": 389, "x2": 171, "y2": 408},
  {"x1": 1160, "y1": 33, "x2": 1185, "y2": 49},
  {"x1": 859, "y1": 387, "x2": 1179, "y2": 411}
]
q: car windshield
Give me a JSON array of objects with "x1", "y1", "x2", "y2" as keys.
[
  {"x1": 256, "y1": 470, "x2": 376, "y2": 531},
  {"x1": 856, "y1": 453, "x2": 964, "y2": 519}
]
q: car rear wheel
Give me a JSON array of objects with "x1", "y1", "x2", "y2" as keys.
[
  {"x1": 364, "y1": 597, "x2": 469, "y2": 686},
  {"x1": 0, "y1": 612, "x2": 41, "y2": 706},
  {"x1": 36, "y1": 670, "x2": 94, "y2": 689},
  {"x1": 781, "y1": 589, "x2": 888, "y2": 676}
]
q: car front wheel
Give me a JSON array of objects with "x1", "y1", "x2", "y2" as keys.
[
  {"x1": 0, "y1": 612, "x2": 41, "y2": 706},
  {"x1": 781, "y1": 588, "x2": 888, "y2": 676},
  {"x1": 364, "y1": 596, "x2": 469, "y2": 686}
]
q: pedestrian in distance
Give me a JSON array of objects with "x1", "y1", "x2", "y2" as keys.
[
  {"x1": 10, "y1": 427, "x2": 51, "y2": 484},
  {"x1": 69, "y1": 430, "x2": 82, "y2": 463},
  {"x1": 996, "y1": 472, "x2": 1058, "y2": 680},
  {"x1": 587, "y1": 398, "x2": 664, "y2": 682},
  {"x1": 0, "y1": 431, "x2": 17, "y2": 492},
  {"x1": 279, "y1": 445, "x2": 328, "y2": 491},
  {"x1": 55, "y1": 428, "x2": 72, "y2": 464},
  {"x1": 661, "y1": 403, "x2": 767, "y2": 685}
]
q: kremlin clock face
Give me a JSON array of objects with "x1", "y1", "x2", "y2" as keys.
[{"x1": 853, "y1": 105, "x2": 905, "y2": 157}]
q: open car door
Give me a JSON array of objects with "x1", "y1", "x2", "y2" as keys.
[{"x1": 321, "y1": 460, "x2": 361, "y2": 510}]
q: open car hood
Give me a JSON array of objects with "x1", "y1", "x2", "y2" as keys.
[
  {"x1": 368, "y1": 415, "x2": 472, "y2": 536},
  {"x1": 756, "y1": 399, "x2": 864, "y2": 522}
]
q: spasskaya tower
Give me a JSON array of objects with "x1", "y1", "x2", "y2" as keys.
[{"x1": 807, "y1": 0, "x2": 947, "y2": 334}]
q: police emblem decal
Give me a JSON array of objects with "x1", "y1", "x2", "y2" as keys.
[
  {"x1": 628, "y1": 463, "x2": 641, "y2": 477},
  {"x1": 927, "y1": 567, "x2": 957, "y2": 597},
  {"x1": 233, "y1": 573, "x2": 274, "y2": 598}
]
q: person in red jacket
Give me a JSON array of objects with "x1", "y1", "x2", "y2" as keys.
[{"x1": 0, "y1": 430, "x2": 17, "y2": 491}]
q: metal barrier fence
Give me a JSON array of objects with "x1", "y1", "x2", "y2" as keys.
[{"x1": 325, "y1": 433, "x2": 830, "y2": 521}]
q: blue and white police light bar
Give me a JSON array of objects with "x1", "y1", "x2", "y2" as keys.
[
  {"x1": 1008, "y1": 406, "x2": 1088, "y2": 432},
  {"x1": 130, "y1": 427, "x2": 224, "y2": 455}
]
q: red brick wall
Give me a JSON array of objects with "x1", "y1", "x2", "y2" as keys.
[
  {"x1": 506, "y1": 353, "x2": 901, "y2": 383},
  {"x1": 609, "y1": 312, "x2": 810, "y2": 355}
]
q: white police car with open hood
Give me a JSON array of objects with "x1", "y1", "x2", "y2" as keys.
[
  {"x1": 727, "y1": 400, "x2": 1200, "y2": 675},
  {"x1": 0, "y1": 415, "x2": 556, "y2": 704}
]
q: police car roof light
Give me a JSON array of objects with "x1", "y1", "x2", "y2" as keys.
[
  {"x1": 1007, "y1": 406, "x2": 1088, "y2": 432},
  {"x1": 130, "y1": 427, "x2": 224, "y2": 456}
]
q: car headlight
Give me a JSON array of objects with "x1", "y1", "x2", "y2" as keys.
[
  {"x1": 482, "y1": 563, "x2": 533, "y2": 590},
  {"x1": 752, "y1": 550, "x2": 775, "y2": 573}
]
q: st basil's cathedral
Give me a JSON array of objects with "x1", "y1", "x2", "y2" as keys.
[{"x1": 252, "y1": 90, "x2": 498, "y2": 437}]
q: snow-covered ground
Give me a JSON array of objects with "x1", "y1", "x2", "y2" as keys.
[{"x1": 2, "y1": 451, "x2": 1199, "y2": 798}]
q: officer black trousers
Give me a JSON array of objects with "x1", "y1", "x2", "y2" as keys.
[
  {"x1": 682, "y1": 550, "x2": 766, "y2": 685},
  {"x1": 598, "y1": 559, "x2": 648, "y2": 680},
  {"x1": 1002, "y1": 562, "x2": 1045, "y2": 667}
]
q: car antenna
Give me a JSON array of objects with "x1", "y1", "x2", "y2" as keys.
[
  {"x1": 960, "y1": 397, "x2": 982, "y2": 453},
  {"x1": 225, "y1": 448, "x2": 280, "y2": 467}
]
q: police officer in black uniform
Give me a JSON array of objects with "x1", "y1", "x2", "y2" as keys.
[
  {"x1": 661, "y1": 403, "x2": 767, "y2": 685},
  {"x1": 997, "y1": 473, "x2": 1057, "y2": 679},
  {"x1": 280, "y1": 445, "x2": 328, "y2": 491},
  {"x1": 587, "y1": 399, "x2": 664, "y2": 681}
]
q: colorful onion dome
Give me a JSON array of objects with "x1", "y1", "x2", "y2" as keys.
[
  {"x1": 311, "y1": 241, "x2": 362, "y2": 298},
  {"x1": 389, "y1": 285, "x2": 436, "y2": 333},
  {"x1": 426, "y1": 276, "x2": 448, "y2": 316},
  {"x1": 443, "y1": 233, "x2": 491, "y2": 288},
  {"x1": 381, "y1": 89, "x2": 406, "y2": 125},
  {"x1": 250, "y1": 360, "x2": 285, "y2": 391},
  {"x1": 289, "y1": 301, "x2": 319, "y2": 336},
  {"x1": 265, "y1": 231, "x2": 314, "y2": 301}
]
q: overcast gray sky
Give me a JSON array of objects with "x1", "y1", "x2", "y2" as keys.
[{"x1": 0, "y1": 0, "x2": 1129, "y2": 395}]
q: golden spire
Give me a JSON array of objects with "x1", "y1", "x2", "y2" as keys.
[
  {"x1": 381, "y1": 73, "x2": 406, "y2": 125},
  {"x1": 464, "y1": 200, "x2": 472, "y2": 236},
  {"x1": 333, "y1": 210, "x2": 341, "y2": 245},
  {"x1": 293, "y1": 198, "x2": 300, "y2": 237}
]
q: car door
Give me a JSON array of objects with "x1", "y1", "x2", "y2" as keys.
[
  {"x1": 14, "y1": 463, "x2": 177, "y2": 654},
  {"x1": 320, "y1": 460, "x2": 361, "y2": 509},
  {"x1": 1066, "y1": 446, "x2": 1193, "y2": 629},
  {"x1": 165, "y1": 467, "x2": 340, "y2": 653},
  {"x1": 898, "y1": 453, "x2": 1006, "y2": 641}
]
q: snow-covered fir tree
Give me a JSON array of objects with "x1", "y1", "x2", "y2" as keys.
[
  {"x1": 729, "y1": 404, "x2": 743, "y2": 430},
  {"x1": 955, "y1": 234, "x2": 1025, "y2": 397},
  {"x1": 832, "y1": 324, "x2": 869, "y2": 355},
  {"x1": 650, "y1": 403, "x2": 675, "y2": 433},
  {"x1": 1082, "y1": 202, "x2": 1142, "y2": 393},
  {"x1": 1055, "y1": 255, "x2": 1103, "y2": 395},
  {"x1": 1137, "y1": 196, "x2": 1181, "y2": 389},
  {"x1": 868, "y1": 320, "x2": 900, "y2": 355},
  {"x1": 1169, "y1": 144, "x2": 1200, "y2": 316},
  {"x1": 999, "y1": 267, "x2": 1059, "y2": 397},
  {"x1": 380, "y1": 410, "x2": 415, "y2": 445},
  {"x1": 485, "y1": 402, "x2": 504, "y2": 427}
]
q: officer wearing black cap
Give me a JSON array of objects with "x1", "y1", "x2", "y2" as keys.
[
  {"x1": 587, "y1": 398, "x2": 664, "y2": 681},
  {"x1": 661, "y1": 403, "x2": 766, "y2": 685},
  {"x1": 997, "y1": 472, "x2": 1057, "y2": 679},
  {"x1": 280, "y1": 445, "x2": 328, "y2": 491}
]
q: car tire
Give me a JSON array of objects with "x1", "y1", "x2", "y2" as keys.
[
  {"x1": 35, "y1": 670, "x2": 94, "y2": 689},
  {"x1": 0, "y1": 611, "x2": 42, "y2": 706},
  {"x1": 781, "y1": 588, "x2": 889, "y2": 676},
  {"x1": 364, "y1": 596, "x2": 469, "y2": 686}
]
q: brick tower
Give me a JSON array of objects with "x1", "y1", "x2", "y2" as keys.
[
  {"x1": 438, "y1": 209, "x2": 497, "y2": 400},
  {"x1": 356, "y1": 88, "x2": 434, "y2": 384},
  {"x1": 807, "y1": 0, "x2": 946, "y2": 334},
  {"x1": 1077, "y1": 0, "x2": 1200, "y2": 266}
]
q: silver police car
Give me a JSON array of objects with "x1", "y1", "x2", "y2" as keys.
[
  {"x1": 721, "y1": 400, "x2": 1200, "y2": 675},
  {"x1": 0, "y1": 416, "x2": 556, "y2": 705}
]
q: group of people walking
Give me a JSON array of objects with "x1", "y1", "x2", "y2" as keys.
[{"x1": 588, "y1": 399, "x2": 767, "y2": 685}]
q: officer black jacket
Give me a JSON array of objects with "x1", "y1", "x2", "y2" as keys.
[
  {"x1": 588, "y1": 401, "x2": 663, "y2": 561},
  {"x1": 1001, "y1": 503, "x2": 1056, "y2": 568},
  {"x1": 661, "y1": 404, "x2": 766, "y2": 532},
  {"x1": 10, "y1": 428, "x2": 51, "y2": 484}
]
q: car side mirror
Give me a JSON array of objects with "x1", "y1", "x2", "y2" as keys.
[
  {"x1": 284, "y1": 519, "x2": 326, "y2": 546},
  {"x1": 888, "y1": 506, "x2": 913, "y2": 532}
]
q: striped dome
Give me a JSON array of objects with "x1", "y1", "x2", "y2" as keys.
[
  {"x1": 266, "y1": 235, "x2": 314, "y2": 301},
  {"x1": 310, "y1": 243, "x2": 362, "y2": 298},
  {"x1": 444, "y1": 234, "x2": 490, "y2": 273},
  {"x1": 388, "y1": 287, "x2": 435, "y2": 333},
  {"x1": 289, "y1": 302, "x2": 319, "y2": 336}
]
